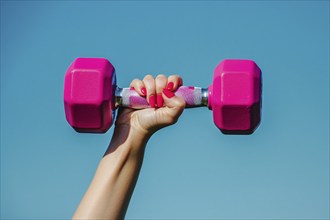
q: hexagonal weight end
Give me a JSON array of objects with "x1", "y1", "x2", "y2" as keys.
[
  {"x1": 63, "y1": 58, "x2": 116, "y2": 133},
  {"x1": 210, "y1": 60, "x2": 262, "y2": 134}
]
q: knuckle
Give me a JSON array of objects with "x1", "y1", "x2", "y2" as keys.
[
  {"x1": 168, "y1": 75, "x2": 183, "y2": 86},
  {"x1": 169, "y1": 74, "x2": 180, "y2": 80},
  {"x1": 166, "y1": 117, "x2": 177, "y2": 125},
  {"x1": 156, "y1": 74, "x2": 166, "y2": 79},
  {"x1": 144, "y1": 74, "x2": 154, "y2": 80},
  {"x1": 170, "y1": 74, "x2": 180, "y2": 78},
  {"x1": 131, "y1": 78, "x2": 140, "y2": 84},
  {"x1": 178, "y1": 101, "x2": 186, "y2": 109}
]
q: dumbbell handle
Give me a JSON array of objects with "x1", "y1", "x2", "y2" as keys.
[{"x1": 115, "y1": 86, "x2": 209, "y2": 109}]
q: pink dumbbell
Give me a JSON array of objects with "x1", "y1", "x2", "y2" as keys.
[{"x1": 64, "y1": 58, "x2": 262, "y2": 134}]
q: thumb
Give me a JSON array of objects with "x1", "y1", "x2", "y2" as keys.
[{"x1": 162, "y1": 88, "x2": 186, "y2": 119}]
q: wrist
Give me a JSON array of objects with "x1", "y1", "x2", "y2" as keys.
[{"x1": 107, "y1": 124, "x2": 151, "y2": 155}]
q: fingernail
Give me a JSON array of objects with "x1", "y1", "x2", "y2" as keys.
[
  {"x1": 157, "y1": 93, "x2": 164, "y2": 107},
  {"x1": 149, "y1": 95, "x2": 156, "y2": 108},
  {"x1": 163, "y1": 88, "x2": 175, "y2": 98},
  {"x1": 167, "y1": 82, "x2": 174, "y2": 91},
  {"x1": 141, "y1": 87, "x2": 146, "y2": 95},
  {"x1": 130, "y1": 87, "x2": 135, "y2": 90}
]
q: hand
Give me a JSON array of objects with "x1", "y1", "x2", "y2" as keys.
[
  {"x1": 114, "y1": 74, "x2": 186, "y2": 139},
  {"x1": 75, "y1": 75, "x2": 185, "y2": 220}
]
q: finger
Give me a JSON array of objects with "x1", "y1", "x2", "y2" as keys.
[
  {"x1": 166, "y1": 75, "x2": 183, "y2": 91},
  {"x1": 162, "y1": 88, "x2": 186, "y2": 123},
  {"x1": 130, "y1": 79, "x2": 147, "y2": 96},
  {"x1": 155, "y1": 74, "x2": 167, "y2": 108},
  {"x1": 143, "y1": 74, "x2": 156, "y2": 108}
]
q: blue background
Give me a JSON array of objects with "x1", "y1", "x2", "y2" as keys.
[{"x1": 1, "y1": 1, "x2": 329, "y2": 219}]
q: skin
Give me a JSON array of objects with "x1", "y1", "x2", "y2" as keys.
[{"x1": 73, "y1": 75, "x2": 185, "y2": 219}]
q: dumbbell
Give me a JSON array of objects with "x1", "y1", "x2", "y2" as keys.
[{"x1": 64, "y1": 58, "x2": 262, "y2": 134}]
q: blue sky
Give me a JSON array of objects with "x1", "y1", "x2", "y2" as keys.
[{"x1": 1, "y1": 1, "x2": 329, "y2": 219}]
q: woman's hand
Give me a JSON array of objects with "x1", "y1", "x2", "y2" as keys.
[{"x1": 115, "y1": 74, "x2": 186, "y2": 139}]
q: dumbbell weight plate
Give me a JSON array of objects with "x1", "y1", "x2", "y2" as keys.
[
  {"x1": 64, "y1": 58, "x2": 116, "y2": 133},
  {"x1": 209, "y1": 60, "x2": 261, "y2": 134}
]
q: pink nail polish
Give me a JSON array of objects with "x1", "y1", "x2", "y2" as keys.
[
  {"x1": 141, "y1": 87, "x2": 146, "y2": 95},
  {"x1": 130, "y1": 87, "x2": 135, "y2": 90},
  {"x1": 163, "y1": 88, "x2": 175, "y2": 98},
  {"x1": 149, "y1": 95, "x2": 156, "y2": 108},
  {"x1": 167, "y1": 82, "x2": 174, "y2": 91},
  {"x1": 157, "y1": 93, "x2": 164, "y2": 107}
]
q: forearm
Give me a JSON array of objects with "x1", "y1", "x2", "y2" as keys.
[{"x1": 73, "y1": 125, "x2": 149, "y2": 219}]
